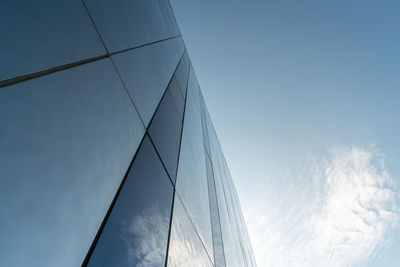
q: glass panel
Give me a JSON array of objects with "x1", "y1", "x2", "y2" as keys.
[
  {"x1": 87, "y1": 136, "x2": 173, "y2": 267},
  {"x1": 200, "y1": 93, "x2": 211, "y2": 157},
  {"x1": 84, "y1": 0, "x2": 180, "y2": 53},
  {"x1": 148, "y1": 91, "x2": 183, "y2": 183},
  {"x1": 167, "y1": 196, "x2": 213, "y2": 267},
  {"x1": 205, "y1": 154, "x2": 227, "y2": 267},
  {"x1": 212, "y1": 149, "x2": 242, "y2": 267},
  {"x1": 0, "y1": 0, "x2": 105, "y2": 81},
  {"x1": 175, "y1": 51, "x2": 191, "y2": 96},
  {"x1": 219, "y1": 158, "x2": 247, "y2": 267},
  {"x1": 111, "y1": 37, "x2": 185, "y2": 126},
  {"x1": 175, "y1": 67, "x2": 214, "y2": 262},
  {"x1": 0, "y1": 59, "x2": 144, "y2": 267},
  {"x1": 168, "y1": 75, "x2": 185, "y2": 121}
]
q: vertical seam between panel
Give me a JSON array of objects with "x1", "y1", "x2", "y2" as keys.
[
  {"x1": 81, "y1": 47, "x2": 185, "y2": 267},
  {"x1": 201, "y1": 98, "x2": 217, "y2": 266},
  {"x1": 164, "y1": 55, "x2": 190, "y2": 267},
  {"x1": 205, "y1": 149, "x2": 228, "y2": 267}
]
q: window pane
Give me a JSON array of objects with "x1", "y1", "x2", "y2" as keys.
[
  {"x1": 211, "y1": 148, "x2": 242, "y2": 267},
  {"x1": 200, "y1": 93, "x2": 211, "y2": 157},
  {"x1": 167, "y1": 196, "x2": 213, "y2": 267},
  {"x1": 205, "y1": 154, "x2": 227, "y2": 267},
  {"x1": 0, "y1": 59, "x2": 144, "y2": 267},
  {"x1": 175, "y1": 51, "x2": 191, "y2": 96},
  {"x1": 87, "y1": 136, "x2": 173, "y2": 267},
  {"x1": 168, "y1": 75, "x2": 185, "y2": 121},
  {"x1": 0, "y1": 0, "x2": 105, "y2": 81},
  {"x1": 84, "y1": 0, "x2": 180, "y2": 52},
  {"x1": 111, "y1": 37, "x2": 185, "y2": 126},
  {"x1": 175, "y1": 67, "x2": 214, "y2": 262},
  {"x1": 148, "y1": 91, "x2": 183, "y2": 183}
]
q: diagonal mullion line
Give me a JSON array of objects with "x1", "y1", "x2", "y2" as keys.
[
  {"x1": 164, "y1": 62, "x2": 191, "y2": 267},
  {"x1": 109, "y1": 56, "x2": 146, "y2": 129},
  {"x1": 81, "y1": 0, "x2": 110, "y2": 55},
  {"x1": 204, "y1": 147, "x2": 228, "y2": 266},
  {"x1": 164, "y1": 64, "x2": 216, "y2": 266},
  {"x1": 109, "y1": 35, "x2": 180, "y2": 57},
  {"x1": 81, "y1": 132, "x2": 148, "y2": 267},
  {"x1": 0, "y1": 35, "x2": 181, "y2": 89},
  {"x1": 174, "y1": 191, "x2": 215, "y2": 266},
  {"x1": 81, "y1": 52, "x2": 185, "y2": 267},
  {"x1": 82, "y1": 0, "x2": 180, "y2": 130},
  {"x1": 210, "y1": 155, "x2": 228, "y2": 266},
  {"x1": 145, "y1": 51, "x2": 185, "y2": 131},
  {"x1": 218, "y1": 156, "x2": 249, "y2": 265},
  {"x1": 201, "y1": 100, "x2": 228, "y2": 265},
  {"x1": 0, "y1": 55, "x2": 107, "y2": 89},
  {"x1": 200, "y1": 98, "x2": 218, "y2": 264},
  {"x1": 168, "y1": 52, "x2": 190, "y2": 121}
]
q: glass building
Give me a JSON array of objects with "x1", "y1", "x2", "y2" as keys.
[{"x1": 0, "y1": 1, "x2": 257, "y2": 266}]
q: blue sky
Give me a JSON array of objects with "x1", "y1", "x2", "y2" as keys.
[{"x1": 171, "y1": 0, "x2": 400, "y2": 266}]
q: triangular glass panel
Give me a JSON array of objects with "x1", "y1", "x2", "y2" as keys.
[
  {"x1": 175, "y1": 67, "x2": 214, "y2": 263},
  {"x1": 86, "y1": 136, "x2": 173, "y2": 267},
  {"x1": 111, "y1": 37, "x2": 185, "y2": 126},
  {"x1": 148, "y1": 83, "x2": 184, "y2": 183},
  {"x1": 174, "y1": 50, "x2": 190, "y2": 97},
  {"x1": 167, "y1": 196, "x2": 213, "y2": 267}
]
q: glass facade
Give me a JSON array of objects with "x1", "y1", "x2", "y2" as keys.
[{"x1": 0, "y1": 1, "x2": 256, "y2": 266}]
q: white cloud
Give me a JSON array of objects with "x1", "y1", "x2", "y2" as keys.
[
  {"x1": 247, "y1": 146, "x2": 400, "y2": 267},
  {"x1": 121, "y1": 205, "x2": 169, "y2": 267}
]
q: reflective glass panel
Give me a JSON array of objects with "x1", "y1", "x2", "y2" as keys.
[
  {"x1": 219, "y1": 157, "x2": 247, "y2": 267},
  {"x1": 200, "y1": 94, "x2": 211, "y2": 157},
  {"x1": 205, "y1": 154, "x2": 226, "y2": 267},
  {"x1": 0, "y1": 59, "x2": 144, "y2": 267},
  {"x1": 175, "y1": 51, "x2": 191, "y2": 96},
  {"x1": 84, "y1": 0, "x2": 180, "y2": 52},
  {"x1": 0, "y1": 0, "x2": 105, "y2": 81},
  {"x1": 175, "y1": 68, "x2": 214, "y2": 262},
  {"x1": 87, "y1": 136, "x2": 173, "y2": 267},
  {"x1": 212, "y1": 150, "x2": 242, "y2": 267},
  {"x1": 206, "y1": 118, "x2": 243, "y2": 267},
  {"x1": 167, "y1": 196, "x2": 213, "y2": 267},
  {"x1": 111, "y1": 37, "x2": 185, "y2": 126},
  {"x1": 168, "y1": 75, "x2": 185, "y2": 121},
  {"x1": 148, "y1": 91, "x2": 183, "y2": 183}
]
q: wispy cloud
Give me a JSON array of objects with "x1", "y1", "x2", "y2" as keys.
[
  {"x1": 121, "y1": 205, "x2": 169, "y2": 267},
  {"x1": 247, "y1": 146, "x2": 400, "y2": 267}
]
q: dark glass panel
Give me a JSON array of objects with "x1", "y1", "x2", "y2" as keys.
[
  {"x1": 167, "y1": 196, "x2": 213, "y2": 267},
  {"x1": 148, "y1": 91, "x2": 183, "y2": 183},
  {"x1": 168, "y1": 75, "x2": 185, "y2": 121},
  {"x1": 87, "y1": 136, "x2": 173, "y2": 267},
  {"x1": 0, "y1": 0, "x2": 105, "y2": 81},
  {"x1": 175, "y1": 51, "x2": 191, "y2": 96},
  {"x1": 175, "y1": 67, "x2": 214, "y2": 262},
  {"x1": 111, "y1": 37, "x2": 185, "y2": 126},
  {"x1": 84, "y1": 0, "x2": 180, "y2": 52},
  {"x1": 0, "y1": 59, "x2": 144, "y2": 267}
]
